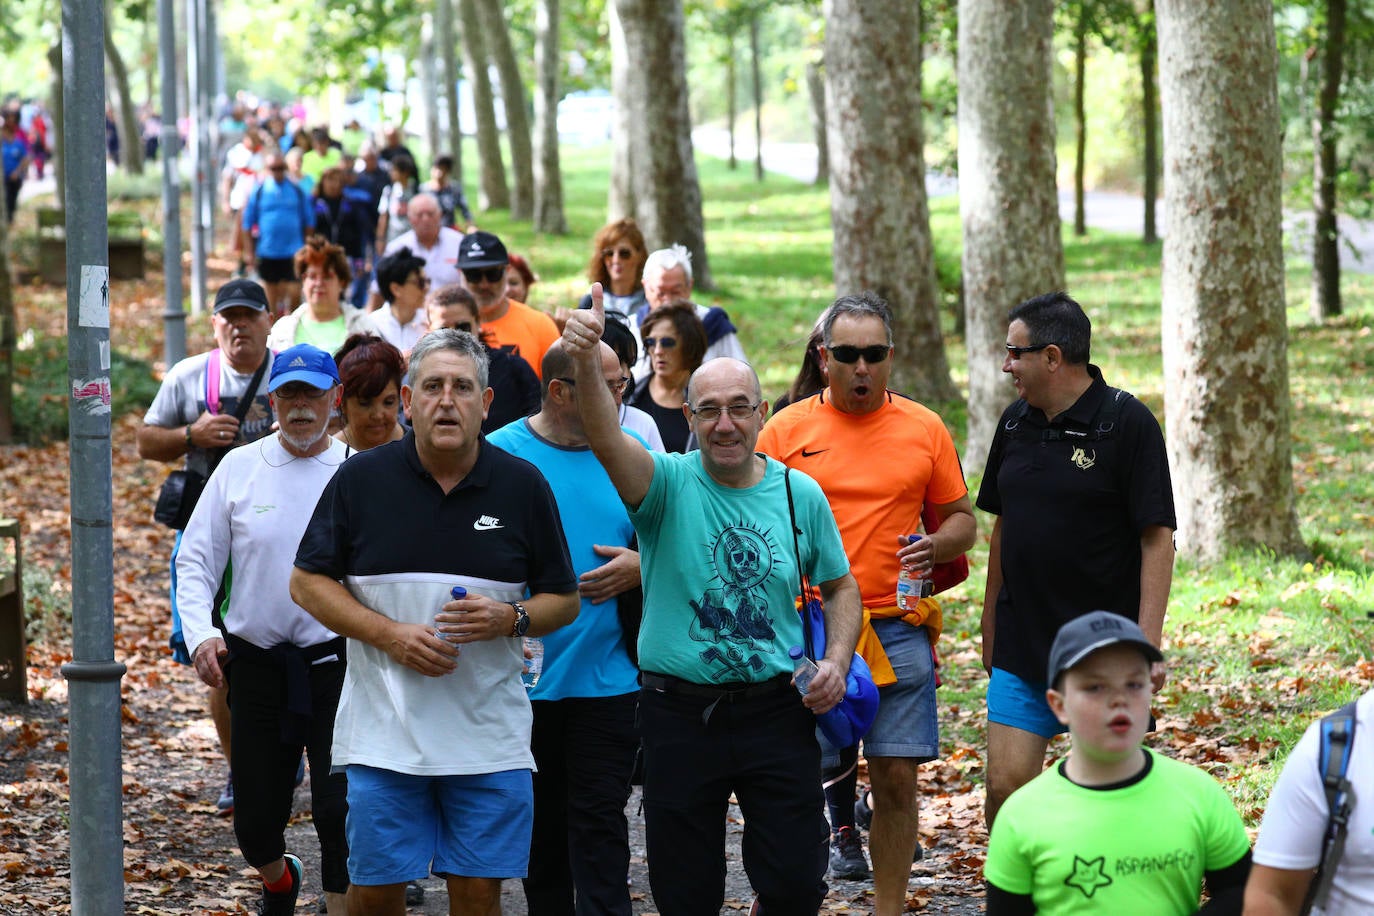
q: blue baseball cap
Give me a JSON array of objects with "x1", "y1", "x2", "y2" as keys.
[{"x1": 268, "y1": 344, "x2": 340, "y2": 392}]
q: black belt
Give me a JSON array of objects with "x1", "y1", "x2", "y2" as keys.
[{"x1": 641, "y1": 671, "x2": 792, "y2": 699}]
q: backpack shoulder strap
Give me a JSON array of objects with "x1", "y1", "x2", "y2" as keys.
[
  {"x1": 1307, "y1": 699, "x2": 1359, "y2": 913},
  {"x1": 206, "y1": 348, "x2": 221, "y2": 415},
  {"x1": 1092, "y1": 386, "x2": 1134, "y2": 440}
]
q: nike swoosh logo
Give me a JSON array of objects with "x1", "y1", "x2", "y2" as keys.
[
  {"x1": 473, "y1": 520, "x2": 504, "y2": 531},
  {"x1": 801, "y1": 448, "x2": 829, "y2": 457}
]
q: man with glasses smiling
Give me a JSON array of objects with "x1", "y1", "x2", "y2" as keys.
[
  {"x1": 562, "y1": 286, "x2": 863, "y2": 916},
  {"x1": 458, "y1": 230, "x2": 560, "y2": 379},
  {"x1": 976, "y1": 290, "x2": 1175, "y2": 832},
  {"x1": 757, "y1": 291, "x2": 976, "y2": 916}
]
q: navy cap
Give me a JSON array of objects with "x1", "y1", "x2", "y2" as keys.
[
  {"x1": 212, "y1": 278, "x2": 270, "y2": 314},
  {"x1": 1047, "y1": 611, "x2": 1163, "y2": 685},
  {"x1": 458, "y1": 231, "x2": 509, "y2": 269},
  {"x1": 268, "y1": 344, "x2": 340, "y2": 393}
]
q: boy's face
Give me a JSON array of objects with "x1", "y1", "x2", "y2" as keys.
[{"x1": 1047, "y1": 645, "x2": 1152, "y2": 764}]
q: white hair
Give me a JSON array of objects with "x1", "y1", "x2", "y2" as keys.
[{"x1": 643, "y1": 243, "x2": 693, "y2": 283}]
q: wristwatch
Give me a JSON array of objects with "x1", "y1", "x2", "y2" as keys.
[{"x1": 508, "y1": 601, "x2": 530, "y2": 638}]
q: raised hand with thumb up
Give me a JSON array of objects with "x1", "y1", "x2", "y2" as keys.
[{"x1": 561, "y1": 282, "x2": 606, "y2": 354}]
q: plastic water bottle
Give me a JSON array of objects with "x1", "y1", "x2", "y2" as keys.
[
  {"x1": 896, "y1": 534, "x2": 933, "y2": 611},
  {"x1": 435, "y1": 586, "x2": 465, "y2": 651},
  {"x1": 789, "y1": 645, "x2": 819, "y2": 695},
  {"x1": 522, "y1": 638, "x2": 544, "y2": 690}
]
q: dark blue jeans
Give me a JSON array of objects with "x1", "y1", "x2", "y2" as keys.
[
  {"x1": 524, "y1": 691, "x2": 639, "y2": 916},
  {"x1": 638, "y1": 679, "x2": 828, "y2": 916}
]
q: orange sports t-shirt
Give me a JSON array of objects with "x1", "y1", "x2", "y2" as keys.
[
  {"x1": 482, "y1": 300, "x2": 560, "y2": 379},
  {"x1": 756, "y1": 391, "x2": 968, "y2": 607}
]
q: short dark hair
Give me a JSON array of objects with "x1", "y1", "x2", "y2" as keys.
[
  {"x1": 822, "y1": 291, "x2": 892, "y2": 347},
  {"x1": 1008, "y1": 291, "x2": 1091, "y2": 365},
  {"x1": 601, "y1": 316, "x2": 639, "y2": 370},
  {"x1": 334, "y1": 333, "x2": 405, "y2": 401},
  {"x1": 434, "y1": 154, "x2": 454, "y2": 172},
  {"x1": 641, "y1": 301, "x2": 708, "y2": 374},
  {"x1": 539, "y1": 344, "x2": 574, "y2": 400},
  {"x1": 375, "y1": 247, "x2": 428, "y2": 304}
]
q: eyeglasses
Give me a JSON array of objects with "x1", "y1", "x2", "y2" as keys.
[
  {"x1": 827, "y1": 344, "x2": 890, "y2": 365},
  {"x1": 602, "y1": 247, "x2": 636, "y2": 261},
  {"x1": 462, "y1": 267, "x2": 506, "y2": 284},
  {"x1": 273, "y1": 383, "x2": 331, "y2": 401},
  {"x1": 408, "y1": 275, "x2": 430, "y2": 290},
  {"x1": 643, "y1": 336, "x2": 678, "y2": 351},
  {"x1": 555, "y1": 376, "x2": 632, "y2": 395},
  {"x1": 1005, "y1": 343, "x2": 1052, "y2": 357},
  {"x1": 690, "y1": 402, "x2": 760, "y2": 422}
]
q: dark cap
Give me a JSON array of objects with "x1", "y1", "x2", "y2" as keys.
[
  {"x1": 212, "y1": 278, "x2": 270, "y2": 314},
  {"x1": 458, "y1": 231, "x2": 509, "y2": 269},
  {"x1": 1047, "y1": 611, "x2": 1163, "y2": 685}
]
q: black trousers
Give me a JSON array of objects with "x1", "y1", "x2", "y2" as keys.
[
  {"x1": 638, "y1": 677, "x2": 828, "y2": 916},
  {"x1": 226, "y1": 642, "x2": 349, "y2": 893},
  {"x1": 524, "y1": 691, "x2": 639, "y2": 916}
]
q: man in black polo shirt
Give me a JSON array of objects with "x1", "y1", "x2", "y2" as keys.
[
  {"x1": 977, "y1": 291, "x2": 1176, "y2": 830},
  {"x1": 291, "y1": 329, "x2": 579, "y2": 916}
]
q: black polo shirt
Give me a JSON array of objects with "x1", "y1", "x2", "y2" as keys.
[
  {"x1": 296, "y1": 431, "x2": 576, "y2": 596},
  {"x1": 976, "y1": 366, "x2": 1175, "y2": 684}
]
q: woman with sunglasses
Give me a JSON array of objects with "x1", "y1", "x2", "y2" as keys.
[
  {"x1": 626, "y1": 301, "x2": 708, "y2": 453},
  {"x1": 426, "y1": 283, "x2": 541, "y2": 433},
  {"x1": 371, "y1": 247, "x2": 433, "y2": 357},
  {"x1": 556, "y1": 219, "x2": 648, "y2": 331}
]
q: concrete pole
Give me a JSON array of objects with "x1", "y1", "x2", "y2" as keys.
[
  {"x1": 185, "y1": 0, "x2": 205, "y2": 314},
  {"x1": 158, "y1": 0, "x2": 185, "y2": 367},
  {"x1": 59, "y1": 0, "x2": 127, "y2": 909}
]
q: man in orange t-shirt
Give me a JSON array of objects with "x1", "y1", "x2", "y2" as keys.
[
  {"x1": 757, "y1": 291, "x2": 975, "y2": 916},
  {"x1": 458, "y1": 230, "x2": 559, "y2": 379}
]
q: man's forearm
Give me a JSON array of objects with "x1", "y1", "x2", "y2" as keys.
[
  {"x1": 981, "y1": 517, "x2": 1003, "y2": 669},
  {"x1": 290, "y1": 567, "x2": 395, "y2": 648},
  {"x1": 525, "y1": 591, "x2": 581, "y2": 638},
  {"x1": 817, "y1": 573, "x2": 862, "y2": 668},
  {"x1": 1137, "y1": 524, "x2": 1174, "y2": 646}
]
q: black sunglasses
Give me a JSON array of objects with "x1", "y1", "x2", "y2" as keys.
[
  {"x1": 827, "y1": 344, "x2": 890, "y2": 365},
  {"x1": 602, "y1": 247, "x2": 636, "y2": 260},
  {"x1": 462, "y1": 267, "x2": 506, "y2": 284},
  {"x1": 1005, "y1": 343, "x2": 1052, "y2": 357},
  {"x1": 643, "y1": 336, "x2": 678, "y2": 351}
]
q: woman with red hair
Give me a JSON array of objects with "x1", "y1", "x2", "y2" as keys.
[
  {"x1": 332, "y1": 334, "x2": 405, "y2": 454},
  {"x1": 268, "y1": 236, "x2": 377, "y2": 353}
]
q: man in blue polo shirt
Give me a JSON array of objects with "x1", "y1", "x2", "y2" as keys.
[
  {"x1": 291, "y1": 329, "x2": 580, "y2": 916},
  {"x1": 242, "y1": 151, "x2": 313, "y2": 316}
]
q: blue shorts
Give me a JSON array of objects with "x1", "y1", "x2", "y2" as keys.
[
  {"x1": 986, "y1": 667, "x2": 1067, "y2": 739},
  {"x1": 345, "y1": 765, "x2": 533, "y2": 885},
  {"x1": 821, "y1": 618, "x2": 938, "y2": 767}
]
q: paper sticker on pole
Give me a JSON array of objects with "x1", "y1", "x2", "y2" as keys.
[
  {"x1": 72, "y1": 378, "x2": 112, "y2": 414},
  {"x1": 79, "y1": 264, "x2": 110, "y2": 329}
]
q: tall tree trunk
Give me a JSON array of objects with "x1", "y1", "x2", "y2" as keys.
[
  {"x1": 476, "y1": 0, "x2": 534, "y2": 220},
  {"x1": 825, "y1": 0, "x2": 954, "y2": 404},
  {"x1": 727, "y1": 38, "x2": 737, "y2": 171},
  {"x1": 1073, "y1": 9, "x2": 1087, "y2": 236},
  {"x1": 1311, "y1": 0, "x2": 1346, "y2": 320},
  {"x1": 0, "y1": 186, "x2": 13, "y2": 443},
  {"x1": 806, "y1": 56, "x2": 828, "y2": 185},
  {"x1": 419, "y1": 18, "x2": 441, "y2": 168},
  {"x1": 613, "y1": 0, "x2": 713, "y2": 289},
  {"x1": 532, "y1": 0, "x2": 567, "y2": 234},
  {"x1": 105, "y1": 8, "x2": 146, "y2": 176},
  {"x1": 435, "y1": 0, "x2": 463, "y2": 177},
  {"x1": 1140, "y1": 0, "x2": 1159, "y2": 245},
  {"x1": 607, "y1": 1, "x2": 636, "y2": 220},
  {"x1": 751, "y1": 13, "x2": 763, "y2": 182},
  {"x1": 1156, "y1": 0, "x2": 1304, "y2": 558},
  {"x1": 958, "y1": 0, "x2": 1063, "y2": 460},
  {"x1": 48, "y1": 42, "x2": 65, "y2": 209},
  {"x1": 459, "y1": 0, "x2": 509, "y2": 211}
]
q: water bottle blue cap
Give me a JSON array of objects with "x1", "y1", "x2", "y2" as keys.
[
  {"x1": 451, "y1": 586, "x2": 467, "y2": 599},
  {"x1": 788, "y1": 645, "x2": 804, "y2": 660}
]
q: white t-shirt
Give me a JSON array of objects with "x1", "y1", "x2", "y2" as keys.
[
  {"x1": 175, "y1": 434, "x2": 348, "y2": 655},
  {"x1": 1253, "y1": 689, "x2": 1374, "y2": 914},
  {"x1": 223, "y1": 143, "x2": 265, "y2": 211},
  {"x1": 143, "y1": 349, "x2": 276, "y2": 477},
  {"x1": 372, "y1": 227, "x2": 465, "y2": 294},
  {"x1": 369, "y1": 303, "x2": 431, "y2": 354}
]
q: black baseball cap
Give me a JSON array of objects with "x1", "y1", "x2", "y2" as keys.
[
  {"x1": 458, "y1": 231, "x2": 509, "y2": 269},
  {"x1": 212, "y1": 278, "x2": 270, "y2": 314},
  {"x1": 1047, "y1": 611, "x2": 1164, "y2": 685}
]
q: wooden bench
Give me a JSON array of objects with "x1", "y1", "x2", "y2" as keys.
[{"x1": 0, "y1": 518, "x2": 25, "y2": 703}]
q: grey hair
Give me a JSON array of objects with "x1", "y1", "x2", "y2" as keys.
[
  {"x1": 821, "y1": 291, "x2": 893, "y2": 347},
  {"x1": 408, "y1": 328, "x2": 490, "y2": 390},
  {"x1": 644, "y1": 243, "x2": 694, "y2": 284}
]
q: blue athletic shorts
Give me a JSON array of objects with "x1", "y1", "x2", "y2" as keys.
[
  {"x1": 345, "y1": 765, "x2": 533, "y2": 885},
  {"x1": 987, "y1": 667, "x2": 1068, "y2": 739},
  {"x1": 821, "y1": 618, "x2": 938, "y2": 767}
]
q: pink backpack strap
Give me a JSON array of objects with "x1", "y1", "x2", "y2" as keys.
[{"x1": 206, "y1": 349, "x2": 221, "y2": 414}]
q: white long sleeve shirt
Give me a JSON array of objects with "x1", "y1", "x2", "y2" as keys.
[{"x1": 176, "y1": 434, "x2": 348, "y2": 656}]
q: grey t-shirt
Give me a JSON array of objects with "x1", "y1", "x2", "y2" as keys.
[{"x1": 143, "y1": 349, "x2": 276, "y2": 476}]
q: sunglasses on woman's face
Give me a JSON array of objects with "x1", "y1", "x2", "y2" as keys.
[
  {"x1": 603, "y1": 247, "x2": 636, "y2": 261},
  {"x1": 644, "y1": 336, "x2": 678, "y2": 351},
  {"x1": 462, "y1": 267, "x2": 506, "y2": 284}
]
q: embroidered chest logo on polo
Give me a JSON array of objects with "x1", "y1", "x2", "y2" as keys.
[
  {"x1": 473, "y1": 514, "x2": 503, "y2": 531},
  {"x1": 1070, "y1": 446, "x2": 1096, "y2": 470}
]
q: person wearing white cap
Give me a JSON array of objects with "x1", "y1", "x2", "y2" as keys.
[{"x1": 176, "y1": 343, "x2": 350, "y2": 915}]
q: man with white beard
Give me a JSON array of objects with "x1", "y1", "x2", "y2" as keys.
[{"x1": 176, "y1": 344, "x2": 351, "y2": 915}]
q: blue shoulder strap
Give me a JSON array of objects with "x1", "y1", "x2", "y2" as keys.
[{"x1": 1308, "y1": 699, "x2": 1358, "y2": 913}]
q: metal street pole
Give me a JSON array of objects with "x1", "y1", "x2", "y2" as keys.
[
  {"x1": 159, "y1": 0, "x2": 185, "y2": 367},
  {"x1": 60, "y1": 0, "x2": 126, "y2": 909},
  {"x1": 185, "y1": 0, "x2": 206, "y2": 314}
]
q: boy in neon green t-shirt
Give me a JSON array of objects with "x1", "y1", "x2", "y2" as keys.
[{"x1": 985, "y1": 611, "x2": 1251, "y2": 915}]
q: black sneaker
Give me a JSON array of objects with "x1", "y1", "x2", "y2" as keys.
[
  {"x1": 405, "y1": 880, "x2": 425, "y2": 905},
  {"x1": 216, "y1": 771, "x2": 234, "y2": 818},
  {"x1": 829, "y1": 825, "x2": 870, "y2": 880},
  {"x1": 259, "y1": 853, "x2": 302, "y2": 916},
  {"x1": 853, "y1": 791, "x2": 873, "y2": 831}
]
